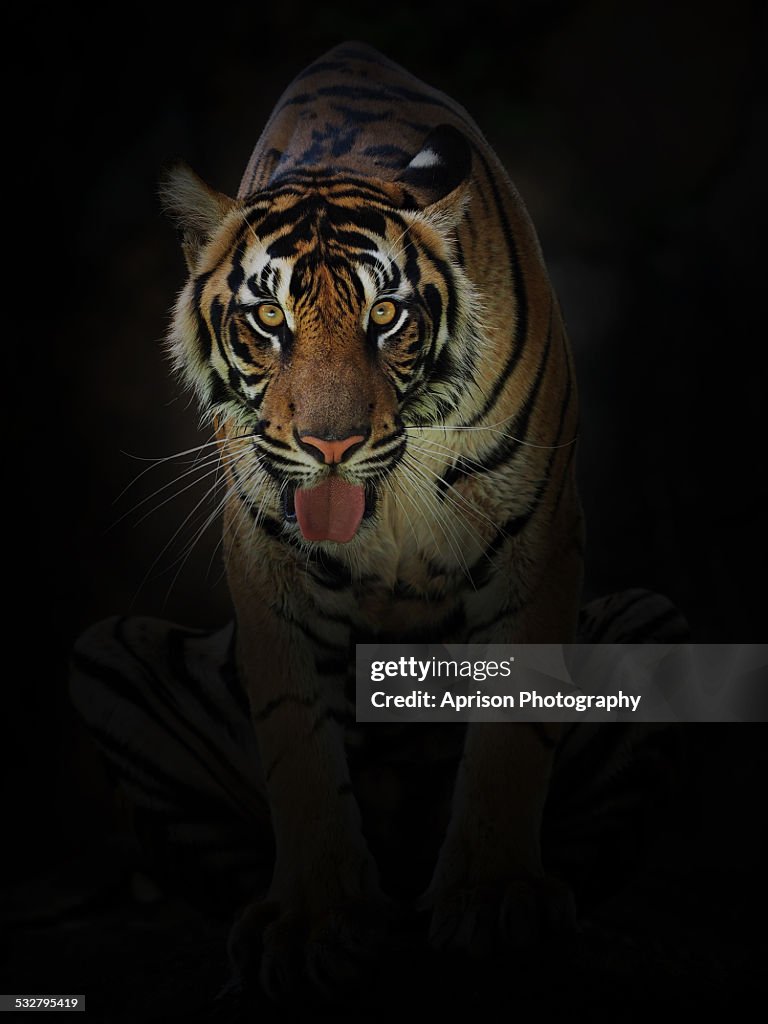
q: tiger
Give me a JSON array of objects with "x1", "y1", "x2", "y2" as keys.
[{"x1": 70, "y1": 41, "x2": 688, "y2": 1002}]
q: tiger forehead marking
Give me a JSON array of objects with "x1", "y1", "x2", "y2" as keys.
[{"x1": 235, "y1": 188, "x2": 407, "y2": 330}]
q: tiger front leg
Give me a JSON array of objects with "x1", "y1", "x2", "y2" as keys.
[
  {"x1": 226, "y1": 597, "x2": 389, "y2": 1002},
  {"x1": 425, "y1": 722, "x2": 576, "y2": 957},
  {"x1": 425, "y1": 519, "x2": 584, "y2": 956}
]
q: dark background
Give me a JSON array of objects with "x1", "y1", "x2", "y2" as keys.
[{"x1": 4, "y1": 0, "x2": 767, "y2": 1013}]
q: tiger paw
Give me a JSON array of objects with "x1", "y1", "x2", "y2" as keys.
[
  {"x1": 227, "y1": 896, "x2": 397, "y2": 1004},
  {"x1": 425, "y1": 874, "x2": 576, "y2": 958}
]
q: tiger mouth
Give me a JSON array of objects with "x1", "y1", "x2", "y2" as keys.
[{"x1": 281, "y1": 480, "x2": 377, "y2": 526}]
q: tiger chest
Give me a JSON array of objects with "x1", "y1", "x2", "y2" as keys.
[{"x1": 296, "y1": 573, "x2": 471, "y2": 857}]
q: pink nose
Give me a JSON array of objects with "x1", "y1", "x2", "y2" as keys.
[{"x1": 299, "y1": 434, "x2": 366, "y2": 464}]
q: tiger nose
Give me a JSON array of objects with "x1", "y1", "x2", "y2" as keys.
[{"x1": 297, "y1": 432, "x2": 367, "y2": 464}]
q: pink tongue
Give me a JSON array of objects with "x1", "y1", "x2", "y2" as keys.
[{"x1": 294, "y1": 478, "x2": 365, "y2": 542}]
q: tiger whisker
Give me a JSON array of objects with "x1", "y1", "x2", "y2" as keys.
[
  {"x1": 174, "y1": 441, "x2": 259, "y2": 572},
  {"x1": 163, "y1": 444, "x2": 261, "y2": 602},
  {"x1": 131, "y1": 477, "x2": 226, "y2": 607},
  {"x1": 125, "y1": 433, "x2": 254, "y2": 529},
  {"x1": 398, "y1": 475, "x2": 474, "y2": 587},
  {"x1": 246, "y1": 471, "x2": 286, "y2": 581},
  {"x1": 403, "y1": 444, "x2": 506, "y2": 540},
  {"x1": 130, "y1": 447, "x2": 249, "y2": 608},
  {"x1": 380, "y1": 221, "x2": 414, "y2": 267},
  {"x1": 404, "y1": 437, "x2": 493, "y2": 476},
  {"x1": 110, "y1": 451, "x2": 235, "y2": 531},
  {"x1": 397, "y1": 455, "x2": 476, "y2": 584},
  {"x1": 115, "y1": 433, "x2": 250, "y2": 502},
  {"x1": 380, "y1": 473, "x2": 420, "y2": 551},
  {"x1": 208, "y1": 458, "x2": 263, "y2": 582},
  {"x1": 164, "y1": 474, "x2": 237, "y2": 605},
  {"x1": 401, "y1": 448, "x2": 509, "y2": 578},
  {"x1": 405, "y1": 420, "x2": 578, "y2": 449}
]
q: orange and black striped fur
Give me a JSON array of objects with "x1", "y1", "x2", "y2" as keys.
[
  {"x1": 163, "y1": 40, "x2": 582, "y2": 987},
  {"x1": 71, "y1": 43, "x2": 686, "y2": 1000}
]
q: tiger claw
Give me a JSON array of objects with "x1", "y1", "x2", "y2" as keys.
[{"x1": 227, "y1": 897, "x2": 397, "y2": 1005}]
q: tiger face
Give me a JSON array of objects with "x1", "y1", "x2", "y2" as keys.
[{"x1": 165, "y1": 128, "x2": 482, "y2": 544}]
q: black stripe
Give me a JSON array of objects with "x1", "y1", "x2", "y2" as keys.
[
  {"x1": 207, "y1": 373, "x2": 236, "y2": 408},
  {"x1": 264, "y1": 753, "x2": 282, "y2": 784},
  {"x1": 465, "y1": 147, "x2": 528, "y2": 426},
  {"x1": 266, "y1": 219, "x2": 316, "y2": 258},
  {"x1": 370, "y1": 428, "x2": 405, "y2": 452},
  {"x1": 226, "y1": 253, "x2": 245, "y2": 294},
  {"x1": 252, "y1": 691, "x2": 322, "y2": 723},
  {"x1": 80, "y1": 717, "x2": 236, "y2": 814},
  {"x1": 258, "y1": 430, "x2": 293, "y2": 451},
  {"x1": 166, "y1": 629, "x2": 238, "y2": 738},
  {"x1": 71, "y1": 648, "x2": 158, "y2": 720},
  {"x1": 309, "y1": 706, "x2": 352, "y2": 734},
  {"x1": 423, "y1": 283, "x2": 443, "y2": 352},
  {"x1": 248, "y1": 194, "x2": 320, "y2": 238},
  {"x1": 293, "y1": 617, "x2": 348, "y2": 653},
  {"x1": 219, "y1": 622, "x2": 250, "y2": 717},
  {"x1": 351, "y1": 601, "x2": 465, "y2": 644},
  {"x1": 363, "y1": 143, "x2": 411, "y2": 165},
  {"x1": 465, "y1": 482, "x2": 551, "y2": 589},
  {"x1": 587, "y1": 592, "x2": 657, "y2": 643},
  {"x1": 330, "y1": 228, "x2": 379, "y2": 251},
  {"x1": 548, "y1": 439, "x2": 577, "y2": 524},
  {"x1": 110, "y1": 619, "x2": 258, "y2": 812},
  {"x1": 614, "y1": 604, "x2": 687, "y2": 643},
  {"x1": 228, "y1": 318, "x2": 269, "y2": 366},
  {"x1": 208, "y1": 296, "x2": 230, "y2": 369},
  {"x1": 192, "y1": 271, "x2": 215, "y2": 363},
  {"x1": 463, "y1": 341, "x2": 576, "y2": 586},
  {"x1": 326, "y1": 202, "x2": 388, "y2": 237},
  {"x1": 325, "y1": 183, "x2": 403, "y2": 205},
  {"x1": 465, "y1": 608, "x2": 510, "y2": 641},
  {"x1": 417, "y1": 243, "x2": 457, "y2": 338},
  {"x1": 439, "y1": 299, "x2": 556, "y2": 497},
  {"x1": 454, "y1": 233, "x2": 466, "y2": 269}
]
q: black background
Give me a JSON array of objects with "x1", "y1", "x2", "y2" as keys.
[{"x1": 4, "y1": 0, "x2": 767, "y2": 1007}]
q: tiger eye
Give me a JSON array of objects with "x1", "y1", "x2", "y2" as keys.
[
  {"x1": 257, "y1": 303, "x2": 285, "y2": 328},
  {"x1": 370, "y1": 300, "x2": 397, "y2": 326}
]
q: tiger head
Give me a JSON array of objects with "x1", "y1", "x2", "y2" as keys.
[{"x1": 163, "y1": 126, "x2": 483, "y2": 544}]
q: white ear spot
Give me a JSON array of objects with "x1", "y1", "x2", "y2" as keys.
[{"x1": 407, "y1": 148, "x2": 441, "y2": 170}]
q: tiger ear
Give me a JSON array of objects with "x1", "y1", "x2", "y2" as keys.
[
  {"x1": 159, "y1": 163, "x2": 236, "y2": 271},
  {"x1": 397, "y1": 124, "x2": 472, "y2": 227}
]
